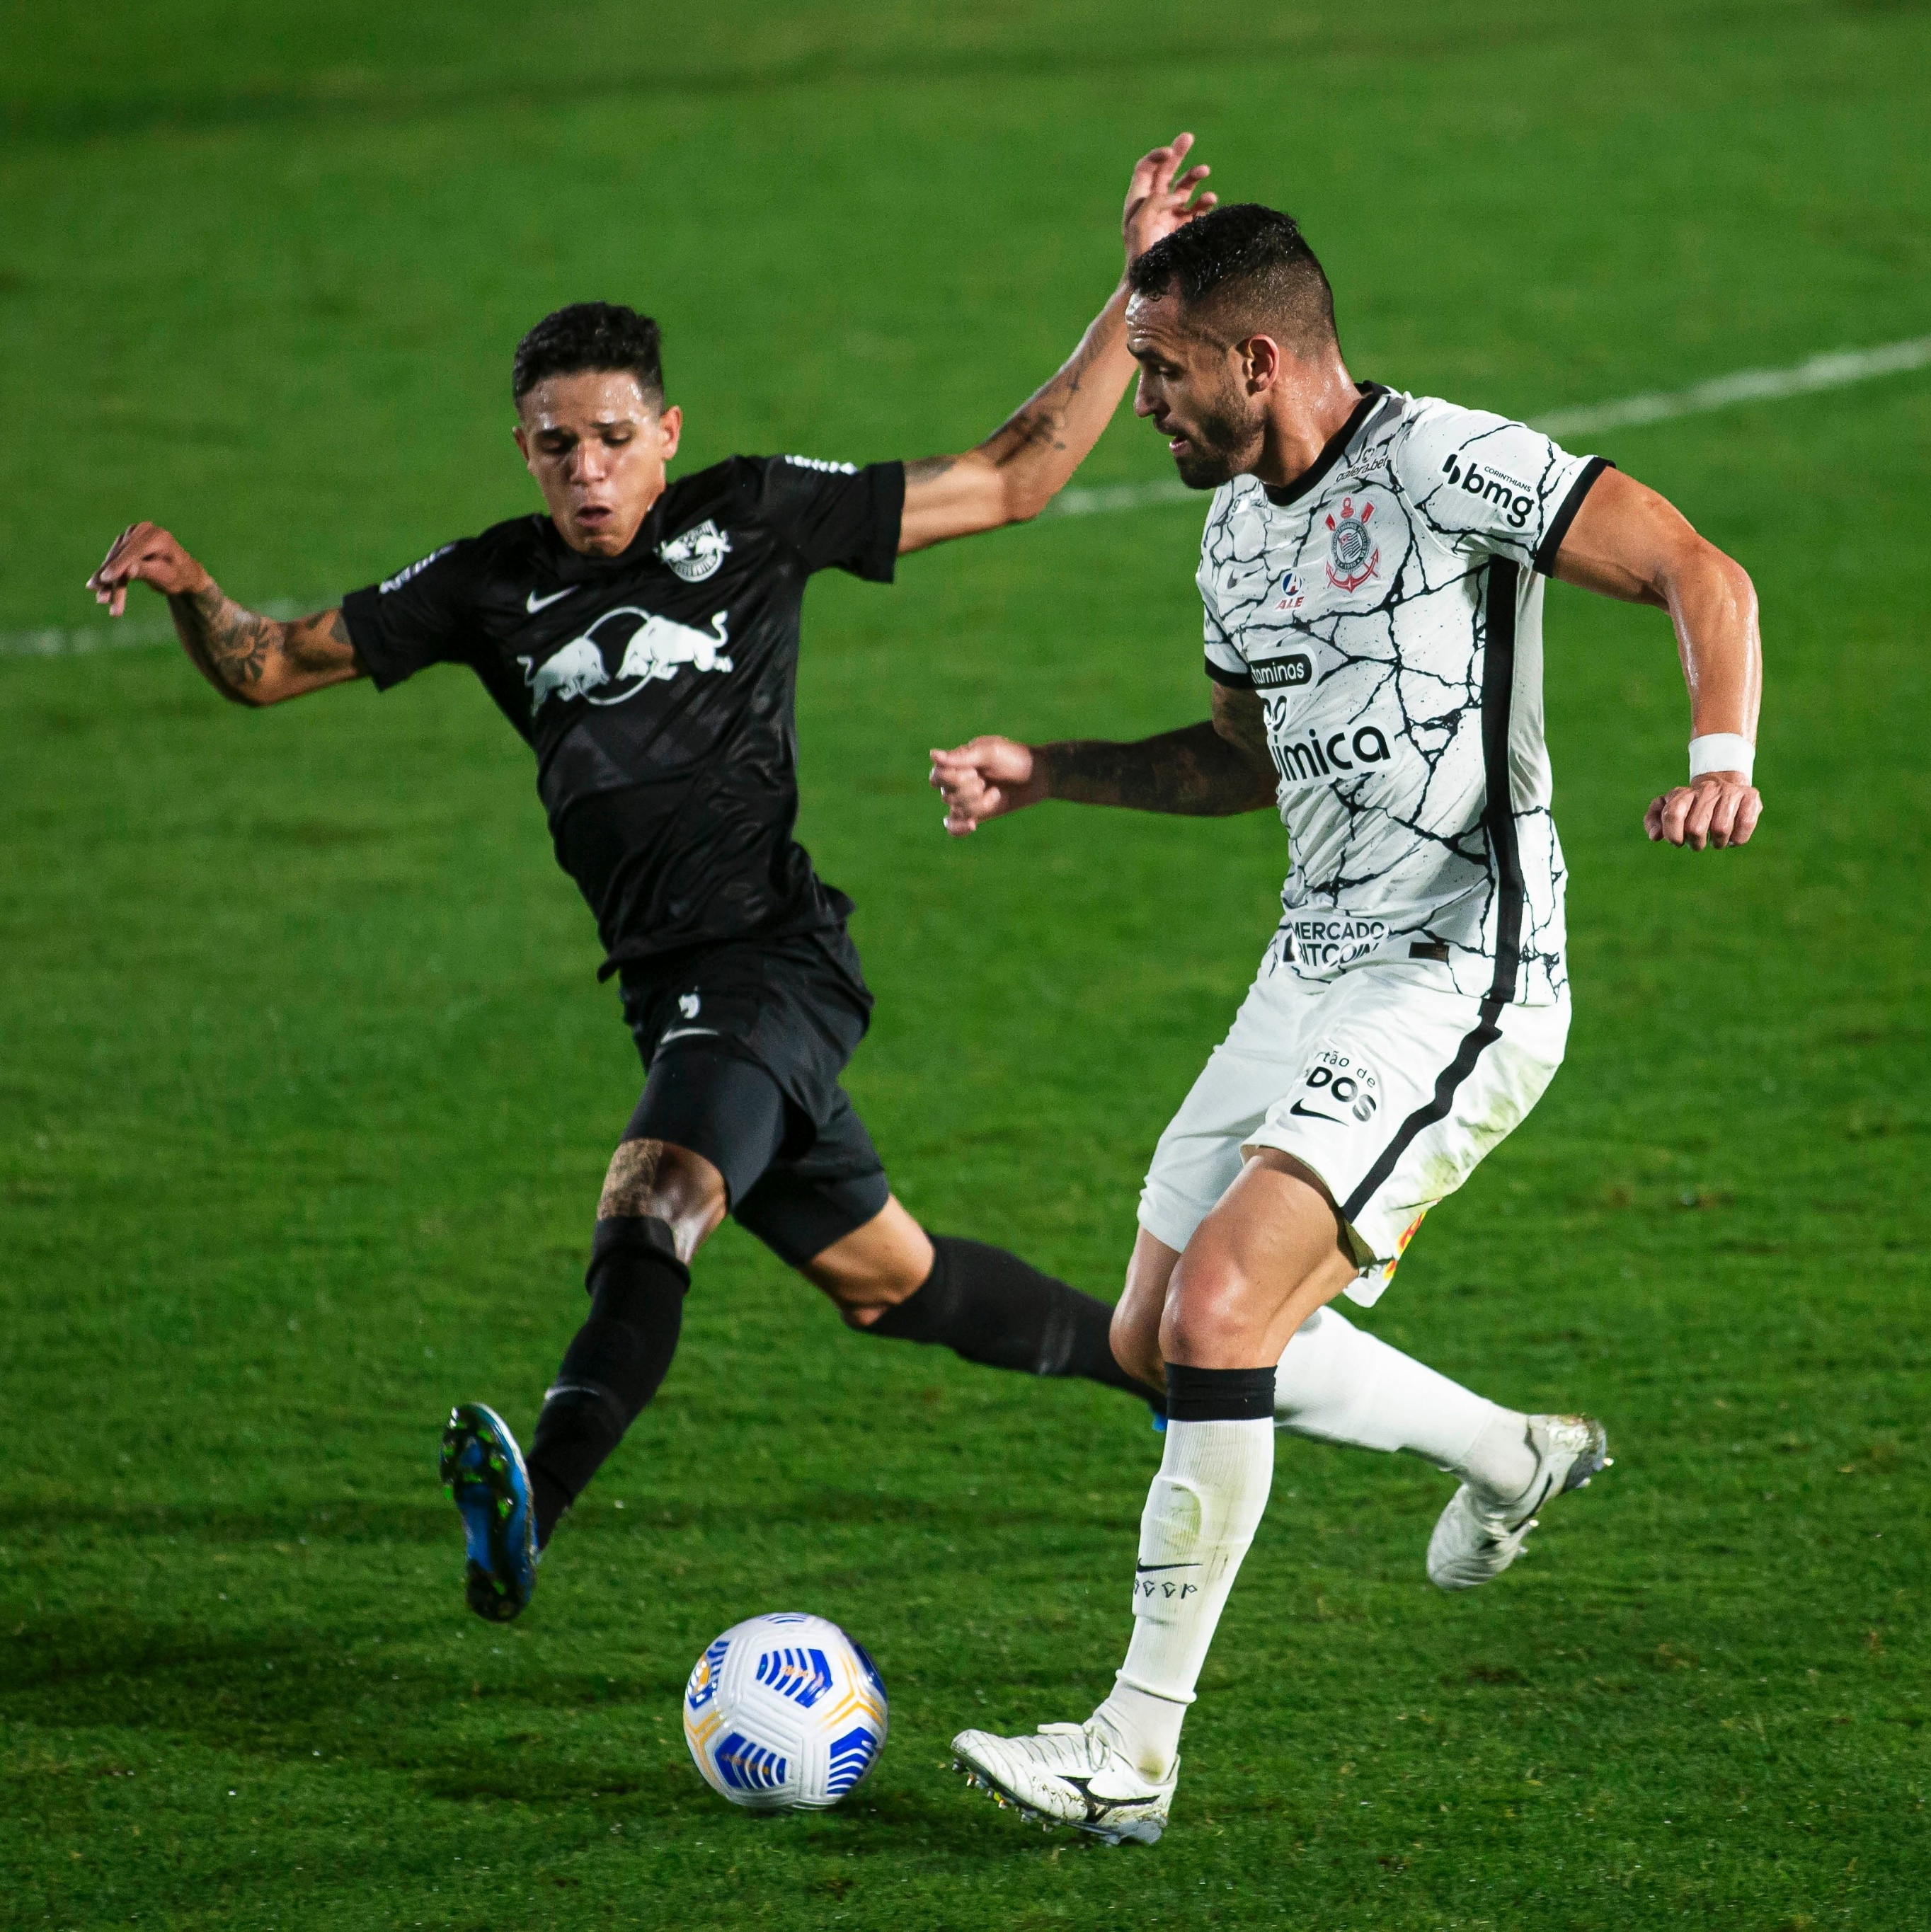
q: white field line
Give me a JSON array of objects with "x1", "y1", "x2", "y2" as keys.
[
  {"x1": 8, "y1": 334, "x2": 1929, "y2": 660},
  {"x1": 1, "y1": 599, "x2": 312, "y2": 661},
  {"x1": 1045, "y1": 333, "x2": 1931, "y2": 519},
  {"x1": 1533, "y1": 334, "x2": 1931, "y2": 439}
]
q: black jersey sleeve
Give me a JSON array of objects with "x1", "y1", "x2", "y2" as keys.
[
  {"x1": 745, "y1": 456, "x2": 905, "y2": 582},
  {"x1": 339, "y1": 539, "x2": 484, "y2": 690}
]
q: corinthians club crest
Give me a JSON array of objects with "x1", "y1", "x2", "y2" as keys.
[
  {"x1": 658, "y1": 519, "x2": 732, "y2": 582},
  {"x1": 1324, "y1": 495, "x2": 1380, "y2": 592}
]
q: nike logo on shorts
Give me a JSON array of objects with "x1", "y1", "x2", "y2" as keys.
[
  {"x1": 1288, "y1": 1100, "x2": 1344, "y2": 1122},
  {"x1": 525, "y1": 587, "x2": 576, "y2": 613},
  {"x1": 1134, "y1": 1561, "x2": 1201, "y2": 1574}
]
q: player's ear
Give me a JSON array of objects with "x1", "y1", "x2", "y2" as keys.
[
  {"x1": 512, "y1": 421, "x2": 535, "y2": 473},
  {"x1": 655, "y1": 403, "x2": 682, "y2": 463},
  {"x1": 1240, "y1": 334, "x2": 1285, "y2": 396}
]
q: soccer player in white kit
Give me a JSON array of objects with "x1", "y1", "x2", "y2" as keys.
[{"x1": 930, "y1": 204, "x2": 1763, "y2": 1843}]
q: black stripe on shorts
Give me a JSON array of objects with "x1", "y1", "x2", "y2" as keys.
[{"x1": 1342, "y1": 558, "x2": 1525, "y2": 1226}]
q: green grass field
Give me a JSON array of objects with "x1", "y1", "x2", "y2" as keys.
[{"x1": 4, "y1": 3, "x2": 1929, "y2": 1926}]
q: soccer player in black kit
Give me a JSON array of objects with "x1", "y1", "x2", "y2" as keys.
[{"x1": 87, "y1": 137, "x2": 1217, "y2": 1623}]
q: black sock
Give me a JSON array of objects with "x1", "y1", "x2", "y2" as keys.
[
  {"x1": 527, "y1": 1217, "x2": 688, "y2": 1548},
  {"x1": 866, "y1": 1234, "x2": 1162, "y2": 1408}
]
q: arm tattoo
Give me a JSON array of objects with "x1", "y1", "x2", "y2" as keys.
[
  {"x1": 1037, "y1": 720, "x2": 1276, "y2": 817},
  {"x1": 285, "y1": 609, "x2": 358, "y2": 674},
  {"x1": 191, "y1": 586, "x2": 275, "y2": 689},
  {"x1": 901, "y1": 295, "x2": 1125, "y2": 532},
  {"x1": 167, "y1": 592, "x2": 359, "y2": 705},
  {"x1": 977, "y1": 309, "x2": 1115, "y2": 469},
  {"x1": 166, "y1": 584, "x2": 275, "y2": 705}
]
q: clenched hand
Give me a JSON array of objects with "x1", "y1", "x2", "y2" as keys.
[
  {"x1": 1645, "y1": 771, "x2": 1762, "y2": 850},
  {"x1": 929, "y1": 736, "x2": 1045, "y2": 837}
]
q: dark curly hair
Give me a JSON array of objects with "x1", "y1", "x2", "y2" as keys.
[
  {"x1": 512, "y1": 301, "x2": 665, "y2": 408},
  {"x1": 1128, "y1": 204, "x2": 1336, "y2": 354}
]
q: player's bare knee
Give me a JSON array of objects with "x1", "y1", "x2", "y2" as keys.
[
  {"x1": 799, "y1": 1198, "x2": 932, "y2": 1329},
  {"x1": 1157, "y1": 1234, "x2": 1264, "y2": 1362},
  {"x1": 803, "y1": 1260, "x2": 908, "y2": 1330},
  {"x1": 599, "y1": 1137, "x2": 667, "y2": 1219},
  {"x1": 597, "y1": 1137, "x2": 726, "y2": 1253},
  {"x1": 1159, "y1": 1280, "x2": 1249, "y2": 1366}
]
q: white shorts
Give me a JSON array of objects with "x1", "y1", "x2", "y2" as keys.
[{"x1": 1138, "y1": 951, "x2": 1569, "y2": 1308}]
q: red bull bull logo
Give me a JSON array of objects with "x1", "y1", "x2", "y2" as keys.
[{"x1": 517, "y1": 606, "x2": 733, "y2": 716}]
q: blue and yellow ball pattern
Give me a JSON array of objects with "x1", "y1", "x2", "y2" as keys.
[{"x1": 683, "y1": 1612, "x2": 888, "y2": 1810}]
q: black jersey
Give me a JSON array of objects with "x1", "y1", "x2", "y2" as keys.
[{"x1": 340, "y1": 454, "x2": 905, "y2": 974}]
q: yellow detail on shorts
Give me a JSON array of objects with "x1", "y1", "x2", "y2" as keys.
[{"x1": 1381, "y1": 1209, "x2": 1429, "y2": 1284}]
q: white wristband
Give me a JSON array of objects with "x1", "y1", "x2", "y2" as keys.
[{"x1": 1689, "y1": 733, "x2": 1754, "y2": 782}]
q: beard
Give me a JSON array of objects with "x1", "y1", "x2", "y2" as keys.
[{"x1": 1169, "y1": 386, "x2": 1262, "y2": 490}]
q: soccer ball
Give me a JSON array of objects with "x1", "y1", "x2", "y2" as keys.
[{"x1": 682, "y1": 1611, "x2": 888, "y2": 1811}]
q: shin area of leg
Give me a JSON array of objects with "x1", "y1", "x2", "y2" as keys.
[
  {"x1": 526, "y1": 1134, "x2": 728, "y2": 1550},
  {"x1": 527, "y1": 1214, "x2": 690, "y2": 1546},
  {"x1": 1276, "y1": 1304, "x2": 1484, "y2": 1456},
  {"x1": 1273, "y1": 1306, "x2": 1535, "y2": 1495},
  {"x1": 1091, "y1": 1364, "x2": 1277, "y2": 1781},
  {"x1": 841, "y1": 1209, "x2": 1160, "y2": 1403}
]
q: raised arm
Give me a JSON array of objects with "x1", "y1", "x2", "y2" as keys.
[
  {"x1": 929, "y1": 682, "x2": 1277, "y2": 836},
  {"x1": 86, "y1": 521, "x2": 363, "y2": 708},
  {"x1": 896, "y1": 134, "x2": 1216, "y2": 555},
  {"x1": 1549, "y1": 468, "x2": 1763, "y2": 851}
]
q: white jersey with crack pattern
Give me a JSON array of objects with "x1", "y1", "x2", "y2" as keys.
[{"x1": 1198, "y1": 384, "x2": 1609, "y2": 1008}]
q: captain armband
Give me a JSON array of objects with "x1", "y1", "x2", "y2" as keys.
[{"x1": 1688, "y1": 734, "x2": 1754, "y2": 783}]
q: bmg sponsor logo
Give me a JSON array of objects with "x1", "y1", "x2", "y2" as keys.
[{"x1": 1440, "y1": 454, "x2": 1533, "y2": 529}]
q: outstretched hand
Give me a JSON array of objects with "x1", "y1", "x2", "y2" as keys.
[
  {"x1": 929, "y1": 735, "x2": 1046, "y2": 837},
  {"x1": 86, "y1": 522, "x2": 210, "y2": 617},
  {"x1": 1122, "y1": 132, "x2": 1217, "y2": 264},
  {"x1": 1645, "y1": 772, "x2": 1762, "y2": 849}
]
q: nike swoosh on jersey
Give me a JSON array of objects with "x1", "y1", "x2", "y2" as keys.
[
  {"x1": 655, "y1": 1025, "x2": 720, "y2": 1046},
  {"x1": 1288, "y1": 1100, "x2": 1345, "y2": 1122},
  {"x1": 525, "y1": 587, "x2": 577, "y2": 613}
]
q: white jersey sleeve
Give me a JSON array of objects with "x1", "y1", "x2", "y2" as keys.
[
  {"x1": 1394, "y1": 399, "x2": 1609, "y2": 575},
  {"x1": 1198, "y1": 481, "x2": 1251, "y2": 684},
  {"x1": 1203, "y1": 596, "x2": 1249, "y2": 684}
]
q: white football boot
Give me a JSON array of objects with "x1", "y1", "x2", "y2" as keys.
[
  {"x1": 951, "y1": 1720, "x2": 1176, "y2": 1844},
  {"x1": 1427, "y1": 1413, "x2": 1610, "y2": 1591}
]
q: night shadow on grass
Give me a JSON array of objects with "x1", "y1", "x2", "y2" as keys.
[
  {"x1": 2, "y1": 1611, "x2": 685, "y2": 1776},
  {"x1": 642, "y1": 1782, "x2": 1082, "y2": 1863}
]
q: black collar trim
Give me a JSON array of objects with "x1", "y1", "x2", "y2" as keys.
[{"x1": 1261, "y1": 384, "x2": 1390, "y2": 508}]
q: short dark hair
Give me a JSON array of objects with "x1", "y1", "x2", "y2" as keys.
[
  {"x1": 1128, "y1": 204, "x2": 1337, "y2": 355},
  {"x1": 512, "y1": 301, "x2": 665, "y2": 408}
]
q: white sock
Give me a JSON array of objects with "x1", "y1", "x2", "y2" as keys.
[
  {"x1": 1273, "y1": 1305, "x2": 1537, "y2": 1498},
  {"x1": 1091, "y1": 1401, "x2": 1275, "y2": 1781}
]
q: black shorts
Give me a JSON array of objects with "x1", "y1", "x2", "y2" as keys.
[{"x1": 617, "y1": 928, "x2": 892, "y2": 1267}]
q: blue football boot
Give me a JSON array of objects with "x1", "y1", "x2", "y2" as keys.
[{"x1": 440, "y1": 1402, "x2": 537, "y2": 1623}]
